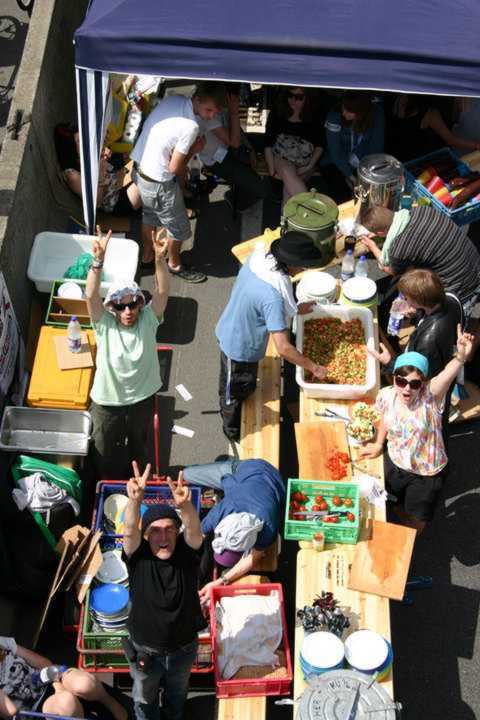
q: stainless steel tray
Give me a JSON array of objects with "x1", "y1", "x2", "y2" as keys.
[{"x1": 0, "y1": 407, "x2": 92, "y2": 455}]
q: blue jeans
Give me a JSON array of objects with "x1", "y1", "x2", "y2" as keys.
[
  {"x1": 183, "y1": 458, "x2": 243, "y2": 491},
  {"x1": 129, "y1": 638, "x2": 198, "y2": 720}
]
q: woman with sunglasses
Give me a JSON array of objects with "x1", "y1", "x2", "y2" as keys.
[
  {"x1": 360, "y1": 326, "x2": 475, "y2": 531},
  {"x1": 86, "y1": 226, "x2": 169, "y2": 477},
  {"x1": 264, "y1": 87, "x2": 323, "y2": 204},
  {"x1": 324, "y1": 91, "x2": 384, "y2": 195}
]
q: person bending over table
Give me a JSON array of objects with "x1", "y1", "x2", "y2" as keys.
[
  {"x1": 86, "y1": 227, "x2": 169, "y2": 478},
  {"x1": 122, "y1": 463, "x2": 204, "y2": 720},
  {"x1": 360, "y1": 328, "x2": 474, "y2": 532},
  {"x1": 215, "y1": 231, "x2": 327, "y2": 442},
  {"x1": 359, "y1": 204, "x2": 480, "y2": 313},
  {"x1": 0, "y1": 636, "x2": 126, "y2": 720},
  {"x1": 182, "y1": 458, "x2": 285, "y2": 604}
]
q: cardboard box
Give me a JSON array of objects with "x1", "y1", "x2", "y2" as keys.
[{"x1": 33, "y1": 526, "x2": 102, "y2": 647}]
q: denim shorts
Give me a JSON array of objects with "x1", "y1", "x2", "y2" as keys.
[{"x1": 133, "y1": 169, "x2": 191, "y2": 242}]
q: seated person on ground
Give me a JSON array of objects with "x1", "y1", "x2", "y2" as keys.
[
  {"x1": 86, "y1": 227, "x2": 168, "y2": 478},
  {"x1": 0, "y1": 636, "x2": 126, "y2": 720},
  {"x1": 182, "y1": 458, "x2": 285, "y2": 603},
  {"x1": 264, "y1": 86, "x2": 323, "y2": 205},
  {"x1": 54, "y1": 122, "x2": 141, "y2": 216}
]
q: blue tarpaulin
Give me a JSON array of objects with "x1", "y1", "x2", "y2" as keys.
[
  {"x1": 75, "y1": 0, "x2": 480, "y2": 96},
  {"x1": 74, "y1": 0, "x2": 480, "y2": 231}
]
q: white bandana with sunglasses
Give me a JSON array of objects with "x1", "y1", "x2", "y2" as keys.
[{"x1": 104, "y1": 280, "x2": 146, "y2": 310}]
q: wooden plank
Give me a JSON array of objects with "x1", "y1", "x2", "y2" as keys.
[
  {"x1": 239, "y1": 337, "x2": 281, "y2": 469},
  {"x1": 295, "y1": 420, "x2": 352, "y2": 480},
  {"x1": 348, "y1": 520, "x2": 416, "y2": 600},
  {"x1": 294, "y1": 547, "x2": 393, "y2": 700}
]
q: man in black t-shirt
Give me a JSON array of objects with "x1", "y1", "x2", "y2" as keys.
[{"x1": 122, "y1": 462, "x2": 204, "y2": 720}]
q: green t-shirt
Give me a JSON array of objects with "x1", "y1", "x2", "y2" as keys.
[{"x1": 90, "y1": 305, "x2": 161, "y2": 406}]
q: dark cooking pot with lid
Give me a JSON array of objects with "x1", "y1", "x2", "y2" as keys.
[{"x1": 281, "y1": 190, "x2": 339, "y2": 265}]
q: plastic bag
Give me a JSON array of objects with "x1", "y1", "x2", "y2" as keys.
[{"x1": 11, "y1": 455, "x2": 82, "y2": 550}]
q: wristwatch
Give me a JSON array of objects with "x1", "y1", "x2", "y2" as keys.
[{"x1": 91, "y1": 258, "x2": 104, "y2": 269}]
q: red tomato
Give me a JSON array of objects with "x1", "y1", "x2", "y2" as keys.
[
  {"x1": 319, "y1": 500, "x2": 328, "y2": 511},
  {"x1": 292, "y1": 491, "x2": 303, "y2": 502},
  {"x1": 339, "y1": 452, "x2": 350, "y2": 464},
  {"x1": 312, "y1": 504, "x2": 321, "y2": 512},
  {"x1": 331, "y1": 516, "x2": 340, "y2": 523},
  {"x1": 315, "y1": 495, "x2": 324, "y2": 503},
  {"x1": 333, "y1": 496, "x2": 342, "y2": 507},
  {"x1": 346, "y1": 512, "x2": 355, "y2": 522}
]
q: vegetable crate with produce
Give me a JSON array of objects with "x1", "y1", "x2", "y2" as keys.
[
  {"x1": 284, "y1": 479, "x2": 360, "y2": 544},
  {"x1": 405, "y1": 147, "x2": 480, "y2": 225}
]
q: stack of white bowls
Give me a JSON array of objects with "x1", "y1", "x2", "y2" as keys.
[
  {"x1": 300, "y1": 632, "x2": 345, "y2": 678},
  {"x1": 296, "y1": 271, "x2": 337, "y2": 305}
]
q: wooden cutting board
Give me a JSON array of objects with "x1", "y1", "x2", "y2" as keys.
[
  {"x1": 348, "y1": 519, "x2": 416, "y2": 600},
  {"x1": 294, "y1": 420, "x2": 352, "y2": 479}
]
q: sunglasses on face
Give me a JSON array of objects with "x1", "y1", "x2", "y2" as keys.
[
  {"x1": 394, "y1": 375, "x2": 423, "y2": 390},
  {"x1": 287, "y1": 91, "x2": 305, "y2": 101},
  {"x1": 112, "y1": 299, "x2": 140, "y2": 312}
]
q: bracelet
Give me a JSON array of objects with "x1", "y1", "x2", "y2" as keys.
[
  {"x1": 454, "y1": 352, "x2": 466, "y2": 364},
  {"x1": 91, "y1": 259, "x2": 104, "y2": 269}
]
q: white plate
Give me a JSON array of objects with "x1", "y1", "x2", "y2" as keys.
[
  {"x1": 57, "y1": 281, "x2": 83, "y2": 299},
  {"x1": 342, "y1": 277, "x2": 377, "y2": 303},
  {"x1": 103, "y1": 494, "x2": 129, "y2": 523},
  {"x1": 297, "y1": 271, "x2": 337, "y2": 302},
  {"x1": 301, "y1": 631, "x2": 345, "y2": 669},
  {"x1": 344, "y1": 630, "x2": 388, "y2": 671},
  {"x1": 95, "y1": 550, "x2": 128, "y2": 584}
]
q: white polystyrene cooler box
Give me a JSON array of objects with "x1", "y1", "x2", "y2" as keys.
[
  {"x1": 27, "y1": 232, "x2": 139, "y2": 296},
  {"x1": 295, "y1": 304, "x2": 376, "y2": 399}
]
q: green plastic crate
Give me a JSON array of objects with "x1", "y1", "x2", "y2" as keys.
[
  {"x1": 284, "y1": 478, "x2": 360, "y2": 544},
  {"x1": 46, "y1": 279, "x2": 92, "y2": 329},
  {"x1": 77, "y1": 590, "x2": 128, "y2": 667}
]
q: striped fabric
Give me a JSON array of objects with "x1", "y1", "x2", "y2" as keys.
[
  {"x1": 389, "y1": 206, "x2": 480, "y2": 302},
  {"x1": 75, "y1": 68, "x2": 111, "y2": 234}
]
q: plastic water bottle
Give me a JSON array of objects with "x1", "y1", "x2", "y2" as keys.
[
  {"x1": 67, "y1": 316, "x2": 82, "y2": 353},
  {"x1": 341, "y1": 249, "x2": 355, "y2": 282},
  {"x1": 31, "y1": 664, "x2": 67, "y2": 687},
  {"x1": 354, "y1": 255, "x2": 368, "y2": 278},
  {"x1": 387, "y1": 294, "x2": 408, "y2": 336}
]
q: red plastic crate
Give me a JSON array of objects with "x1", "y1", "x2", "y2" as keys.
[{"x1": 210, "y1": 583, "x2": 293, "y2": 699}]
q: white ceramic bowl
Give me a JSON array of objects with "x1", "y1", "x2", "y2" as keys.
[
  {"x1": 344, "y1": 630, "x2": 388, "y2": 672},
  {"x1": 301, "y1": 631, "x2": 345, "y2": 669},
  {"x1": 342, "y1": 277, "x2": 377, "y2": 303},
  {"x1": 57, "y1": 281, "x2": 83, "y2": 299},
  {"x1": 96, "y1": 550, "x2": 128, "y2": 584},
  {"x1": 297, "y1": 271, "x2": 337, "y2": 304}
]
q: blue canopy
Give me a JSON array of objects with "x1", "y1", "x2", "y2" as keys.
[
  {"x1": 75, "y1": 0, "x2": 480, "y2": 96},
  {"x1": 74, "y1": 0, "x2": 480, "y2": 232}
]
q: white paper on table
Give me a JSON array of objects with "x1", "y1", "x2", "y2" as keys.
[
  {"x1": 172, "y1": 424, "x2": 195, "y2": 438},
  {"x1": 175, "y1": 384, "x2": 193, "y2": 401}
]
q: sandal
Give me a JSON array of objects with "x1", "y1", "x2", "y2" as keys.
[
  {"x1": 187, "y1": 207, "x2": 200, "y2": 220},
  {"x1": 168, "y1": 264, "x2": 207, "y2": 283}
]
